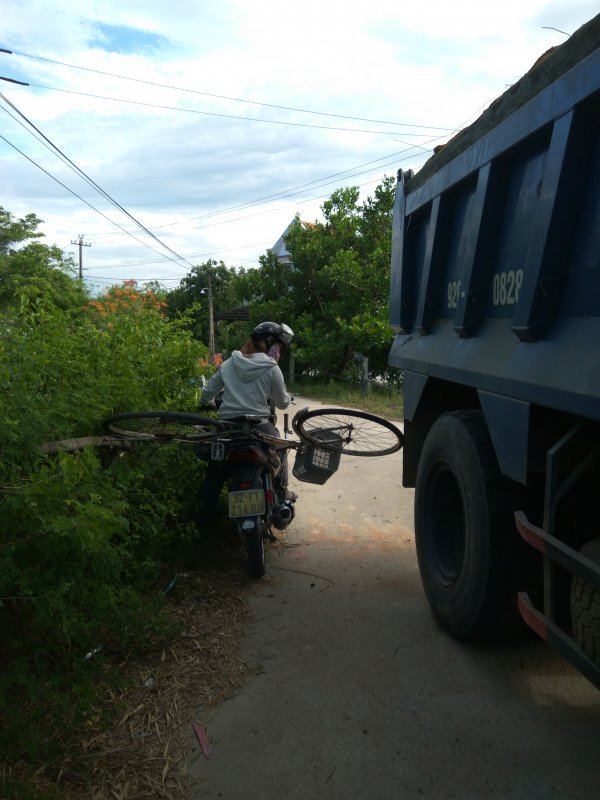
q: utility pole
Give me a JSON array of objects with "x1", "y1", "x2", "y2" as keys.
[
  {"x1": 71, "y1": 235, "x2": 91, "y2": 280},
  {"x1": 207, "y1": 272, "x2": 216, "y2": 362}
]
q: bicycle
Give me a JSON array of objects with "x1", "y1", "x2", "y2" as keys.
[{"x1": 105, "y1": 407, "x2": 403, "y2": 455}]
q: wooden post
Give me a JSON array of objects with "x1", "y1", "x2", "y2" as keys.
[{"x1": 361, "y1": 355, "x2": 370, "y2": 396}]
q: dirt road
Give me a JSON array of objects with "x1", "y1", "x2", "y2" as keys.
[{"x1": 189, "y1": 397, "x2": 599, "y2": 799}]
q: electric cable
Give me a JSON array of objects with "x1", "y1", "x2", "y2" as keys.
[
  {"x1": 86, "y1": 135, "x2": 442, "y2": 247},
  {"x1": 25, "y1": 82, "x2": 441, "y2": 138},
  {"x1": 86, "y1": 239, "x2": 273, "y2": 269},
  {"x1": 0, "y1": 91, "x2": 196, "y2": 269},
  {"x1": 0, "y1": 129, "x2": 193, "y2": 271},
  {"x1": 75, "y1": 168, "x2": 396, "y2": 278},
  {"x1": 3, "y1": 47, "x2": 455, "y2": 132},
  {"x1": 0, "y1": 55, "x2": 447, "y2": 280}
]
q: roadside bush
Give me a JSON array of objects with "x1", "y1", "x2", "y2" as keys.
[
  {"x1": 0, "y1": 290, "x2": 211, "y2": 764},
  {"x1": 0, "y1": 291, "x2": 203, "y2": 465}
]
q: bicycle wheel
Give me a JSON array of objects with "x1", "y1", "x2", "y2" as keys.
[
  {"x1": 105, "y1": 411, "x2": 223, "y2": 440},
  {"x1": 292, "y1": 408, "x2": 404, "y2": 457}
]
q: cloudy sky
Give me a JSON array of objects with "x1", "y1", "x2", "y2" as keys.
[{"x1": 1, "y1": 0, "x2": 597, "y2": 293}]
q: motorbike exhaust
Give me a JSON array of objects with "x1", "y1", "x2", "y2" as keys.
[{"x1": 272, "y1": 500, "x2": 295, "y2": 530}]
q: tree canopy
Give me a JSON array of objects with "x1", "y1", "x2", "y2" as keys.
[
  {"x1": 281, "y1": 177, "x2": 396, "y2": 376},
  {"x1": 165, "y1": 176, "x2": 397, "y2": 379},
  {"x1": 1, "y1": 175, "x2": 397, "y2": 381},
  {"x1": 0, "y1": 207, "x2": 88, "y2": 312}
]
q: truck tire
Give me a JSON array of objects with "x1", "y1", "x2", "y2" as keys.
[
  {"x1": 571, "y1": 538, "x2": 600, "y2": 667},
  {"x1": 415, "y1": 410, "x2": 528, "y2": 641}
]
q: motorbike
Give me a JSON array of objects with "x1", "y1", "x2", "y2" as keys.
[{"x1": 196, "y1": 407, "x2": 296, "y2": 578}]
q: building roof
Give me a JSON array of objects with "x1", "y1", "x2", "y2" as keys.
[{"x1": 270, "y1": 219, "x2": 315, "y2": 262}]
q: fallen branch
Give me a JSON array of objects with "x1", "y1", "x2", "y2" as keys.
[{"x1": 39, "y1": 436, "x2": 133, "y2": 455}]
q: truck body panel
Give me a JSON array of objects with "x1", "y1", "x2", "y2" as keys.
[{"x1": 388, "y1": 15, "x2": 600, "y2": 685}]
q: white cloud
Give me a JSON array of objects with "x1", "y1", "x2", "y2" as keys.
[{"x1": 0, "y1": 0, "x2": 597, "y2": 290}]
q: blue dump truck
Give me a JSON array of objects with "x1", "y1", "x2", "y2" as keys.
[{"x1": 388, "y1": 14, "x2": 600, "y2": 687}]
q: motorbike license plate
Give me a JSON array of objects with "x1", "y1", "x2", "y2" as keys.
[{"x1": 228, "y1": 489, "x2": 265, "y2": 518}]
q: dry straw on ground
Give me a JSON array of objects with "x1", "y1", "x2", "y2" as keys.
[{"x1": 24, "y1": 567, "x2": 258, "y2": 799}]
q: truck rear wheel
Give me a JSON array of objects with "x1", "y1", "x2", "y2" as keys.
[
  {"x1": 415, "y1": 410, "x2": 527, "y2": 641},
  {"x1": 571, "y1": 538, "x2": 600, "y2": 668}
]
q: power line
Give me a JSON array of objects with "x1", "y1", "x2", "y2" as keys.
[
  {"x1": 86, "y1": 143, "x2": 425, "y2": 242},
  {"x1": 0, "y1": 127, "x2": 191, "y2": 271},
  {"x1": 184, "y1": 143, "x2": 435, "y2": 225},
  {"x1": 77, "y1": 169, "x2": 400, "y2": 280},
  {"x1": 1, "y1": 57, "x2": 448, "y2": 251},
  {"x1": 0, "y1": 89, "x2": 430, "y2": 279},
  {"x1": 1, "y1": 93, "x2": 421, "y2": 279},
  {"x1": 1, "y1": 91, "x2": 194, "y2": 267},
  {"x1": 86, "y1": 137, "x2": 442, "y2": 247},
  {"x1": 88, "y1": 151, "x2": 433, "y2": 261},
  {"x1": 0, "y1": 91, "x2": 196, "y2": 270},
  {"x1": 3, "y1": 47, "x2": 455, "y2": 132},
  {"x1": 0, "y1": 59, "x2": 443, "y2": 280},
  {"x1": 187, "y1": 149, "x2": 435, "y2": 230},
  {"x1": 86, "y1": 239, "x2": 274, "y2": 269},
  {"x1": 0, "y1": 127, "x2": 197, "y2": 271},
  {"x1": 81, "y1": 154, "x2": 418, "y2": 273},
  {"x1": 86, "y1": 275, "x2": 183, "y2": 282},
  {"x1": 25, "y1": 82, "x2": 442, "y2": 138}
]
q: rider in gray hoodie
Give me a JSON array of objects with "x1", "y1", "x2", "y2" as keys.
[
  {"x1": 199, "y1": 323, "x2": 297, "y2": 522},
  {"x1": 201, "y1": 348, "x2": 291, "y2": 421}
]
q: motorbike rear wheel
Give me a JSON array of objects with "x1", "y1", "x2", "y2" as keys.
[{"x1": 242, "y1": 520, "x2": 266, "y2": 578}]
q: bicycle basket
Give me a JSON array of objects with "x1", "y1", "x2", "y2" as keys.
[{"x1": 292, "y1": 430, "x2": 343, "y2": 485}]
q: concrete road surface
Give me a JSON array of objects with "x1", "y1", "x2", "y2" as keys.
[{"x1": 189, "y1": 397, "x2": 599, "y2": 800}]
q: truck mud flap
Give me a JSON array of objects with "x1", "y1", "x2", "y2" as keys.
[{"x1": 515, "y1": 510, "x2": 600, "y2": 689}]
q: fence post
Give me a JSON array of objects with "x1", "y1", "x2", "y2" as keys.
[{"x1": 361, "y1": 355, "x2": 369, "y2": 396}]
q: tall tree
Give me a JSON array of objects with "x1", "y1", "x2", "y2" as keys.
[
  {"x1": 165, "y1": 259, "x2": 247, "y2": 355},
  {"x1": 161, "y1": 177, "x2": 397, "y2": 376},
  {"x1": 283, "y1": 177, "x2": 396, "y2": 376},
  {"x1": 0, "y1": 207, "x2": 88, "y2": 312},
  {"x1": 231, "y1": 250, "x2": 296, "y2": 323}
]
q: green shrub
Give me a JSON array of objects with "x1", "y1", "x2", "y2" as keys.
[{"x1": 0, "y1": 288, "x2": 213, "y2": 764}]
